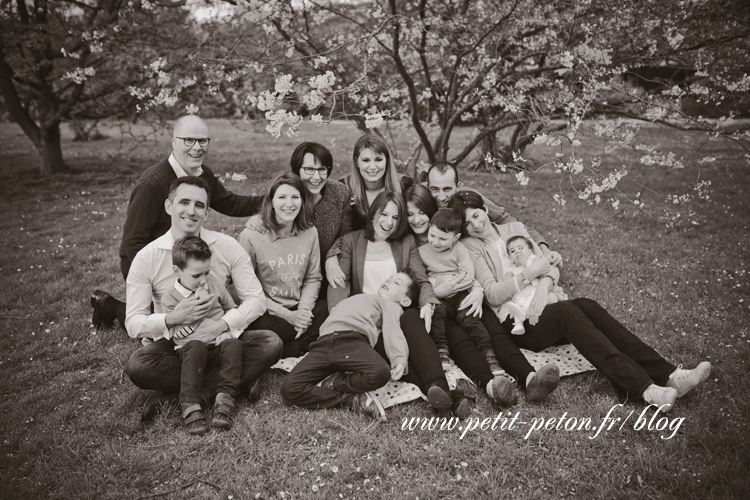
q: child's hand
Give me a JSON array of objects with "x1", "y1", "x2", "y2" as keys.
[
  {"x1": 420, "y1": 304, "x2": 434, "y2": 332},
  {"x1": 390, "y1": 363, "x2": 406, "y2": 381}
]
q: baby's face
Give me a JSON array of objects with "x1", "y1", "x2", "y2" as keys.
[
  {"x1": 508, "y1": 239, "x2": 532, "y2": 266},
  {"x1": 176, "y1": 258, "x2": 211, "y2": 291}
]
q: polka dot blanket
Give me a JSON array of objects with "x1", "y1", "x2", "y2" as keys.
[{"x1": 271, "y1": 344, "x2": 595, "y2": 409}]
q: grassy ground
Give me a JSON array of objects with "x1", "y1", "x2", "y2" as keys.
[{"x1": 0, "y1": 119, "x2": 748, "y2": 499}]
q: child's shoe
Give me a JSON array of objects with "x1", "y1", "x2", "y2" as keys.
[
  {"x1": 451, "y1": 379, "x2": 476, "y2": 419},
  {"x1": 438, "y1": 347, "x2": 452, "y2": 370},
  {"x1": 181, "y1": 403, "x2": 209, "y2": 435},
  {"x1": 505, "y1": 302, "x2": 526, "y2": 335},
  {"x1": 484, "y1": 350, "x2": 504, "y2": 375},
  {"x1": 486, "y1": 375, "x2": 518, "y2": 407},
  {"x1": 666, "y1": 362, "x2": 711, "y2": 398},
  {"x1": 212, "y1": 393, "x2": 236, "y2": 430},
  {"x1": 510, "y1": 321, "x2": 525, "y2": 335},
  {"x1": 351, "y1": 392, "x2": 386, "y2": 421},
  {"x1": 642, "y1": 384, "x2": 678, "y2": 412},
  {"x1": 525, "y1": 363, "x2": 560, "y2": 403},
  {"x1": 426, "y1": 383, "x2": 453, "y2": 415}
]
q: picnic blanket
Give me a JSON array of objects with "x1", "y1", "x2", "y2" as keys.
[{"x1": 271, "y1": 344, "x2": 595, "y2": 408}]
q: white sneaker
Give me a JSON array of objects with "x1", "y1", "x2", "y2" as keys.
[
  {"x1": 666, "y1": 362, "x2": 711, "y2": 398},
  {"x1": 351, "y1": 391, "x2": 386, "y2": 421},
  {"x1": 642, "y1": 384, "x2": 678, "y2": 412}
]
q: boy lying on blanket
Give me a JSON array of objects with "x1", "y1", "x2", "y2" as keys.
[{"x1": 280, "y1": 271, "x2": 418, "y2": 420}]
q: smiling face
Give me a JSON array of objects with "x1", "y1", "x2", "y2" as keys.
[
  {"x1": 175, "y1": 257, "x2": 211, "y2": 291},
  {"x1": 377, "y1": 272, "x2": 413, "y2": 307},
  {"x1": 507, "y1": 238, "x2": 533, "y2": 266},
  {"x1": 356, "y1": 147, "x2": 387, "y2": 186},
  {"x1": 406, "y1": 201, "x2": 430, "y2": 236},
  {"x1": 165, "y1": 183, "x2": 209, "y2": 238},
  {"x1": 371, "y1": 200, "x2": 400, "y2": 241},
  {"x1": 272, "y1": 184, "x2": 302, "y2": 228},
  {"x1": 298, "y1": 153, "x2": 328, "y2": 197},
  {"x1": 428, "y1": 168, "x2": 458, "y2": 208},
  {"x1": 172, "y1": 116, "x2": 209, "y2": 175},
  {"x1": 427, "y1": 224, "x2": 460, "y2": 253},
  {"x1": 463, "y1": 207, "x2": 492, "y2": 239}
]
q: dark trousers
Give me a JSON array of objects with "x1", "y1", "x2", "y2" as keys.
[
  {"x1": 178, "y1": 338, "x2": 243, "y2": 404},
  {"x1": 248, "y1": 299, "x2": 329, "y2": 358},
  {"x1": 432, "y1": 290, "x2": 493, "y2": 353},
  {"x1": 280, "y1": 331, "x2": 391, "y2": 409},
  {"x1": 126, "y1": 329, "x2": 283, "y2": 402},
  {"x1": 503, "y1": 298, "x2": 676, "y2": 396},
  {"x1": 373, "y1": 307, "x2": 450, "y2": 394},
  {"x1": 445, "y1": 304, "x2": 536, "y2": 388}
]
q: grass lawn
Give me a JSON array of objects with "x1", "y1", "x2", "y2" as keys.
[{"x1": 0, "y1": 119, "x2": 748, "y2": 499}]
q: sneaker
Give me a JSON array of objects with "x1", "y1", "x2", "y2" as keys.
[
  {"x1": 182, "y1": 403, "x2": 209, "y2": 435},
  {"x1": 451, "y1": 379, "x2": 476, "y2": 419},
  {"x1": 484, "y1": 351, "x2": 504, "y2": 376},
  {"x1": 487, "y1": 375, "x2": 518, "y2": 407},
  {"x1": 351, "y1": 392, "x2": 386, "y2": 421},
  {"x1": 525, "y1": 363, "x2": 560, "y2": 403},
  {"x1": 642, "y1": 384, "x2": 678, "y2": 412},
  {"x1": 438, "y1": 347, "x2": 452, "y2": 370},
  {"x1": 426, "y1": 384, "x2": 453, "y2": 412},
  {"x1": 510, "y1": 322, "x2": 525, "y2": 335},
  {"x1": 90, "y1": 290, "x2": 116, "y2": 329},
  {"x1": 666, "y1": 362, "x2": 711, "y2": 398},
  {"x1": 212, "y1": 393, "x2": 236, "y2": 430}
]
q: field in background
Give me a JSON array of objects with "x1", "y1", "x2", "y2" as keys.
[{"x1": 0, "y1": 119, "x2": 748, "y2": 499}]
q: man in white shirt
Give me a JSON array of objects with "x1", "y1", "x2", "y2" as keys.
[{"x1": 124, "y1": 176, "x2": 282, "y2": 421}]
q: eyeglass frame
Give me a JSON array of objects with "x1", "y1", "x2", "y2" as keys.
[
  {"x1": 175, "y1": 137, "x2": 211, "y2": 148},
  {"x1": 301, "y1": 166, "x2": 330, "y2": 178}
]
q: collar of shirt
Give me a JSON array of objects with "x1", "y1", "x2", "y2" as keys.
[
  {"x1": 173, "y1": 279, "x2": 195, "y2": 298},
  {"x1": 157, "y1": 228, "x2": 218, "y2": 250},
  {"x1": 269, "y1": 226, "x2": 299, "y2": 242},
  {"x1": 169, "y1": 152, "x2": 203, "y2": 177}
]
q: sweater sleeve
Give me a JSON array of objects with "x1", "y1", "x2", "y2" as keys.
[
  {"x1": 380, "y1": 299, "x2": 409, "y2": 370},
  {"x1": 325, "y1": 184, "x2": 353, "y2": 260},
  {"x1": 479, "y1": 190, "x2": 548, "y2": 248},
  {"x1": 463, "y1": 238, "x2": 520, "y2": 308},
  {"x1": 203, "y1": 165, "x2": 264, "y2": 218},
  {"x1": 327, "y1": 231, "x2": 354, "y2": 311},
  {"x1": 298, "y1": 229, "x2": 322, "y2": 311},
  {"x1": 405, "y1": 236, "x2": 441, "y2": 308},
  {"x1": 120, "y1": 180, "x2": 164, "y2": 278}
]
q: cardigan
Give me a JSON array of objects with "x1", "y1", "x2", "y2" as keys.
[
  {"x1": 328, "y1": 230, "x2": 440, "y2": 311},
  {"x1": 461, "y1": 222, "x2": 560, "y2": 316},
  {"x1": 119, "y1": 158, "x2": 263, "y2": 278}
]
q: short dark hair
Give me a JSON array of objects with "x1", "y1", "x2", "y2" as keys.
[
  {"x1": 168, "y1": 176, "x2": 211, "y2": 206},
  {"x1": 290, "y1": 142, "x2": 333, "y2": 177},
  {"x1": 400, "y1": 268, "x2": 420, "y2": 306},
  {"x1": 427, "y1": 162, "x2": 459, "y2": 186},
  {"x1": 261, "y1": 173, "x2": 313, "y2": 233},
  {"x1": 448, "y1": 191, "x2": 486, "y2": 236},
  {"x1": 405, "y1": 184, "x2": 438, "y2": 221},
  {"x1": 364, "y1": 191, "x2": 408, "y2": 242},
  {"x1": 506, "y1": 235, "x2": 534, "y2": 251},
  {"x1": 430, "y1": 208, "x2": 462, "y2": 235},
  {"x1": 172, "y1": 235, "x2": 212, "y2": 269}
]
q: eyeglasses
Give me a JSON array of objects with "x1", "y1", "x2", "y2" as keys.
[
  {"x1": 301, "y1": 167, "x2": 329, "y2": 178},
  {"x1": 175, "y1": 137, "x2": 211, "y2": 148}
]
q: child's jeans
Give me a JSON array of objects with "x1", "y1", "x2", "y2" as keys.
[
  {"x1": 178, "y1": 338, "x2": 243, "y2": 405},
  {"x1": 431, "y1": 290, "x2": 493, "y2": 353}
]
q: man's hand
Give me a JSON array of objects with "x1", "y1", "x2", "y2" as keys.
[
  {"x1": 390, "y1": 363, "x2": 406, "y2": 381},
  {"x1": 325, "y1": 257, "x2": 347, "y2": 288},
  {"x1": 525, "y1": 256, "x2": 551, "y2": 280},
  {"x1": 420, "y1": 303, "x2": 434, "y2": 332},
  {"x1": 244, "y1": 214, "x2": 269, "y2": 234},
  {"x1": 458, "y1": 287, "x2": 484, "y2": 318},
  {"x1": 432, "y1": 272, "x2": 472, "y2": 299},
  {"x1": 547, "y1": 250, "x2": 563, "y2": 268},
  {"x1": 165, "y1": 292, "x2": 214, "y2": 328}
]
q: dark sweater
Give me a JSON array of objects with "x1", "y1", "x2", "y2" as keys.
[{"x1": 119, "y1": 158, "x2": 262, "y2": 278}]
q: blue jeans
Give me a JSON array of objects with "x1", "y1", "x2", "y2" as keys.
[
  {"x1": 126, "y1": 329, "x2": 282, "y2": 401},
  {"x1": 280, "y1": 331, "x2": 391, "y2": 409},
  {"x1": 178, "y1": 338, "x2": 243, "y2": 404}
]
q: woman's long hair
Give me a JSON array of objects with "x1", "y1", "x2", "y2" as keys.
[
  {"x1": 347, "y1": 134, "x2": 401, "y2": 219},
  {"x1": 364, "y1": 190, "x2": 408, "y2": 242},
  {"x1": 405, "y1": 184, "x2": 438, "y2": 222},
  {"x1": 448, "y1": 190, "x2": 486, "y2": 237},
  {"x1": 261, "y1": 173, "x2": 314, "y2": 233}
]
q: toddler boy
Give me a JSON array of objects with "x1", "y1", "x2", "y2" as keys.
[
  {"x1": 161, "y1": 236, "x2": 244, "y2": 435},
  {"x1": 418, "y1": 209, "x2": 503, "y2": 375}
]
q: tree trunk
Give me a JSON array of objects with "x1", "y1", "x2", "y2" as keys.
[{"x1": 38, "y1": 122, "x2": 67, "y2": 174}]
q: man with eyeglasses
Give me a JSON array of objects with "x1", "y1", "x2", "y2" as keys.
[{"x1": 91, "y1": 115, "x2": 263, "y2": 329}]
